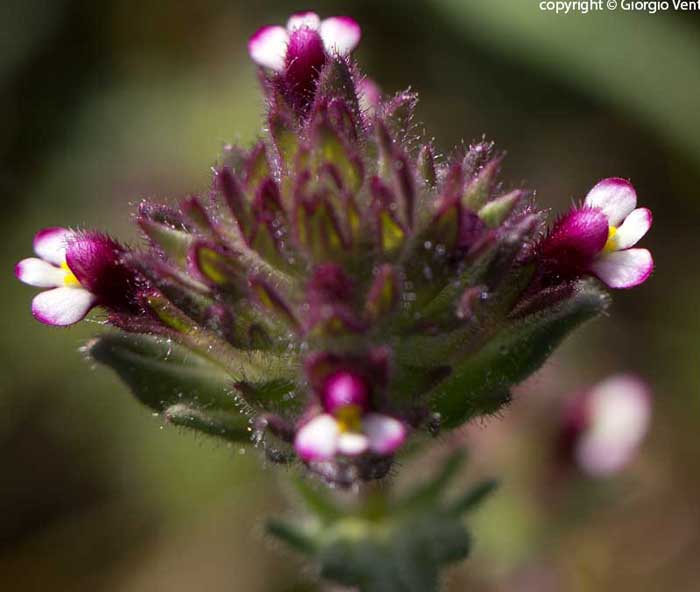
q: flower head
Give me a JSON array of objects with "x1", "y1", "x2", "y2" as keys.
[
  {"x1": 15, "y1": 227, "x2": 138, "y2": 326},
  {"x1": 538, "y1": 178, "x2": 653, "y2": 289},
  {"x1": 19, "y1": 14, "x2": 646, "y2": 489},
  {"x1": 558, "y1": 374, "x2": 652, "y2": 476}
]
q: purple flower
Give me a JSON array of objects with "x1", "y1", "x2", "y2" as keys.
[
  {"x1": 15, "y1": 227, "x2": 137, "y2": 326},
  {"x1": 295, "y1": 369, "x2": 407, "y2": 462},
  {"x1": 583, "y1": 178, "x2": 653, "y2": 288},
  {"x1": 539, "y1": 178, "x2": 653, "y2": 289},
  {"x1": 559, "y1": 374, "x2": 652, "y2": 477},
  {"x1": 249, "y1": 12, "x2": 361, "y2": 114},
  {"x1": 248, "y1": 12, "x2": 361, "y2": 72}
]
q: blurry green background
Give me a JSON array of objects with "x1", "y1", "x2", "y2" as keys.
[{"x1": 2, "y1": 1, "x2": 699, "y2": 590}]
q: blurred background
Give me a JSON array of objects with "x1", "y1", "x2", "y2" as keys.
[{"x1": 2, "y1": 0, "x2": 699, "y2": 590}]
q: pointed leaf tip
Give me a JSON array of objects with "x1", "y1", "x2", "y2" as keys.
[{"x1": 164, "y1": 403, "x2": 251, "y2": 442}]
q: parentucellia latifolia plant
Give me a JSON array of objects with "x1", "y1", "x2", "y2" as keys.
[{"x1": 15, "y1": 11, "x2": 654, "y2": 591}]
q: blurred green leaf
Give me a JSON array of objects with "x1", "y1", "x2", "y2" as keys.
[
  {"x1": 434, "y1": 0, "x2": 700, "y2": 163},
  {"x1": 292, "y1": 477, "x2": 344, "y2": 524},
  {"x1": 447, "y1": 479, "x2": 499, "y2": 516},
  {"x1": 398, "y1": 450, "x2": 466, "y2": 510},
  {"x1": 267, "y1": 518, "x2": 318, "y2": 556},
  {"x1": 270, "y1": 453, "x2": 499, "y2": 591}
]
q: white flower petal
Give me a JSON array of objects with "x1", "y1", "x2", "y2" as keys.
[
  {"x1": 248, "y1": 25, "x2": 289, "y2": 71},
  {"x1": 590, "y1": 248, "x2": 653, "y2": 289},
  {"x1": 584, "y1": 178, "x2": 637, "y2": 226},
  {"x1": 294, "y1": 414, "x2": 339, "y2": 461},
  {"x1": 15, "y1": 257, "x2": 66, "y2": 288},
  {"x1": 319, "y1": 17, "x2": 361, "y2": 55},
  {"x1": 610, "y1": 208, "x2": 652, "y2": 250},
  {"x1": 576, "y1": 375, "x2": 651, "y2": 476},
  {"x1": 363, "y1": 413, "x2": 406, "y2": 456},
  {"x1": 287, "y1": 11, "x2": 320, "y2": 31},
  {"x1": 338, "y1": 432, "x2": 369, "y2": 456},
  {"x1": 31, "y1": 286, "x2": 97, "y2": 326},
  {"x1": 33, "y1": 227, "x2": 72, "y2": 265}
]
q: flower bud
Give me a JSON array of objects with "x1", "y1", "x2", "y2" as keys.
[
  {"x1": 284, "y1": 28, "x2": 326, "y2": 113},
  {"x1": 322, "y1": 371, "x2": 370, "y2": 413}
]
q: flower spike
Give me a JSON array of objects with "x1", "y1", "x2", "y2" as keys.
[{"x1": 17, "y1": 13, "x2": 650, "y2": 499}]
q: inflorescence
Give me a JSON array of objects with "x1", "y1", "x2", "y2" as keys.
[{"x1": 15, "y1": 11, "x2": 653, "y2": 487}]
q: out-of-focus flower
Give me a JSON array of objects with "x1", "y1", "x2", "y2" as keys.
[
  {"x1": 559, "y1": 374, "x2": 652, "y2": 476},
  {"x1": 358, "y1": 77, "x2": 382, "y2": 115},
  {"x1": 538, "y1": 178, "x2": 653, "y2": 289},
  {"x1": 295, "y1": 367, "x2": 406, "y2": 462},
  {"x1": 248, "y1": 12, "x2": 361, "y2": 72},
  {"x1": 15, "y1": 228, "x2": 138, "y2": 326}
]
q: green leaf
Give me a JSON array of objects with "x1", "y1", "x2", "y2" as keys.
[
  {"x1": 417, "y1": 145, "x2": 437, "y2": 187},
  {"x1": 394, "y1": 515, "x2": 471, "y2": 588},
  {"x1": 462, "y1": 157, "x2": 500, "y2": 210},
  {"x1": 86, "y1": 332, "x2": 236, "y2": 412},
  {"x1": 316, "y1": 514, "x2": 471, "y2": 592},
  {"x1": 269, "y1": 451, "x2": 487, "y2": 591},
  {"x1": 267, "y1": 518, "x2": 317, "y2": 556},
  {"x1": 316, "y1": 57, "x2": 361, "y2": 118},
  {"x1": 382, "y1": 92, "x2": 419, "y2": 145},
  {"x1": 399, "y1": 451, "x2": 466, "y2": 510},
  {"x1": 269, "y1": 111, "x2": 299, "y2": 168},
  {"x1": 234, "y1": 378, "x2": 299, "y2": 413},
  {"x1": 448, "y1": 479, "x2": 499, "y2": 516},
  {"x1": 164, "y1": 403, "x2": 250, "y2": 442},
  {"x1": 293, "y1": 477, "x2": 344, "y2": 523},
  {"x1": 318, "y1": 538, "x2": 390, "y2": 591},
  {"x1": 478, "y1": 190, "x2": 522, "y2": 228},
  {"x1": 432, "y1": 283, "x2": 608, "y2": 428},
  {"x1": 138, "y1": 218, "x2": 192, "y2": 264}
]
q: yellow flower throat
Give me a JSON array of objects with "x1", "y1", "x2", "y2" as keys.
[
  {"x1": 60, "y1": 261, "x2": 81, "y2": 287},
  {"x1": 604, "y1": 225, "x2": 618, "y2": 253},
  {"x1": 335, "y1": 405, "x2": 362, "y2": 433}
]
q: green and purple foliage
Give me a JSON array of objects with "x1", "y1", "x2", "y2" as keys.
[{"x1": 14, "y1": 11, "x2": 654, "y2": 490}]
